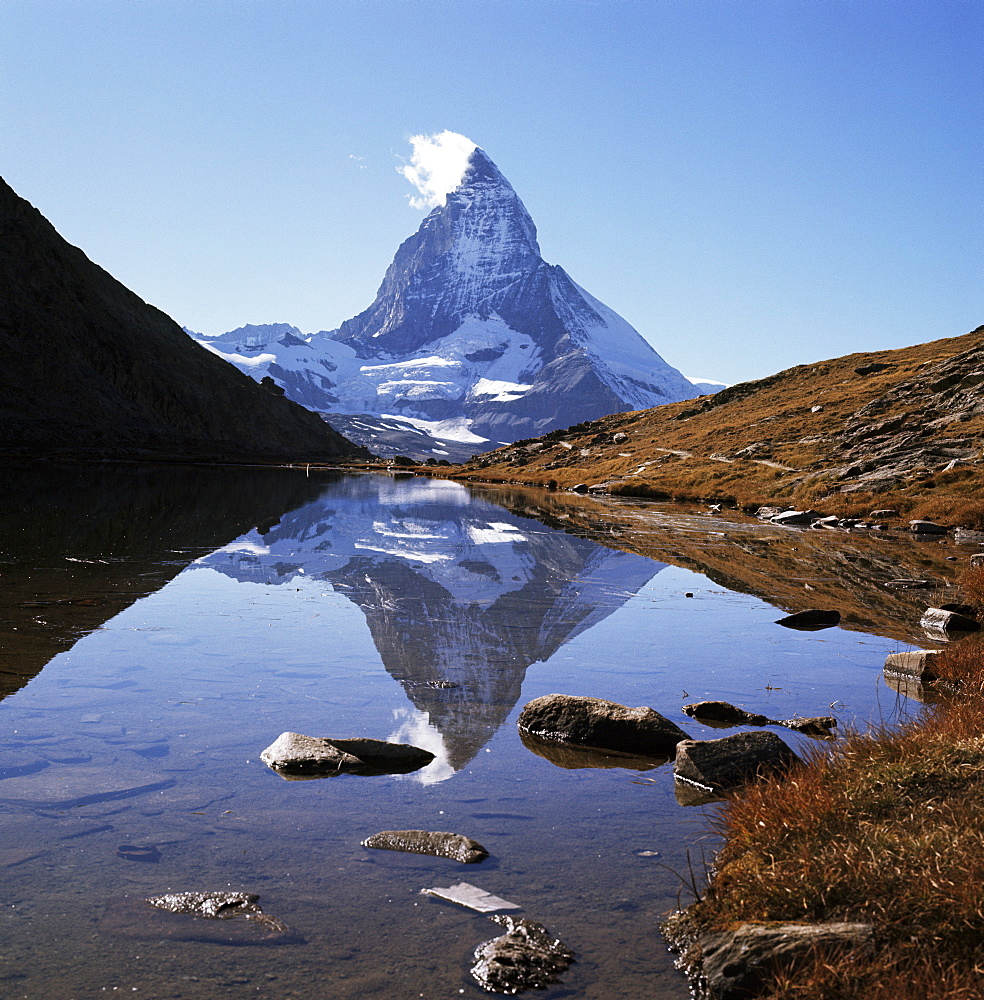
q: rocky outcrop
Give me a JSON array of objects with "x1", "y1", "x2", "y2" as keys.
[
  {"x1": 361, "y1": 830, "x2": 488, "y2": 863},
  {"x1": 259, "y1": 732, "x2": 434, "y2": 778},
  {"x1": 674, "y1": 732, "x2": 801, "y2": 795},
  {"x1": 470, "y1": 915, "x2": 575, "y2": 994},
  {"x1": 517, "y1": 694, "x2": 690, "y2": 757},
  {"x1": 0, "y1": 175, "x2": 365, "y2": 463},
  {"x1": 665, "y1": 916, "x2": 874, "y2": 1000}
]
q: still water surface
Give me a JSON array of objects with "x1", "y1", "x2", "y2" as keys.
[{"x1": 0, "y1": 466, "x2": 910, "y2": 998}]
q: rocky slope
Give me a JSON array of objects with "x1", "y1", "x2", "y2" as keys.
[
  {"x1": 0, "y1": 177, "x2": 365, "y2": 463},
  {"x1": 452, "y1": 327, "x2": 984, "y2": 524},
  {"x1": 193, "y1": 145, "x2": 698, "y2": 459}
]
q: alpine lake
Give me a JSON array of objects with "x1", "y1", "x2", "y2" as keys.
[{"x1": 0, "y1": 462, "x2": 973, "y2": 999}]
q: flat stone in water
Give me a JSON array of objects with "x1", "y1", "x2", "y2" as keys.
[
  {"x1": 471, "y1": 914, "x2": 575, "y2": 994},
  {"x1": 362, "y1": 830, "x2": 488, "y2": 863},
  {"x1": 420, "y1": 882, "x2": 522, "y2": 914}
]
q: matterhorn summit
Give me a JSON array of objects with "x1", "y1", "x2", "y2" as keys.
[{"x1": 193, "y1": 133, "x2": 698, "y2": 459}]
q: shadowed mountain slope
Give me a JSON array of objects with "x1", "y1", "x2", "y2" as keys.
[
  {"x1": 0, "y1": 177, "x2": 366, "y2": 463},
  {"x1": 454, "y1": 327, "x2": 984, "y2": 524}
]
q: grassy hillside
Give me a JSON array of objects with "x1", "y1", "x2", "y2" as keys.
[{"x1": 452, "y1": 327, "x2": 984, "y2": 526}]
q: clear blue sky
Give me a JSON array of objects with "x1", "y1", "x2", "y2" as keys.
[{"x1": 1, "y1": 0, "x2": 980, "y2": 384}]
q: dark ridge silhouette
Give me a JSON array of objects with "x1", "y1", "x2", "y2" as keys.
[{"x1": 0, "y1": 176, "x2": 367, "y2": 463}]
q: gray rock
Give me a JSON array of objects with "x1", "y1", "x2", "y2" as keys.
[
  {"x1": 970, "y1": 553, "x2": 984, "y2": 567},
  {"x1": 682, "y1": 701, "x2": 769, "y2": 727},
  {"x1": 754, "y1": 506, "x2": 787, "y2": 519},
  {"x1": 920, "y1": 608, "x2": 981, "y2": 633},
  {"x1": 471, "y1": 915, "x2": 574, "y2": 995},
  {"x1": 260, "y1": 732, "x2": 434, "y2": 778},
  {"x1": 770, "y1": 509, "x2": 819, "y2": 525},
  {"x1": 884, "y1": 649, "x2": 940, "y2": 683},
  {"x1": 699, "y1": 922, "x2": 874, "y2": 999},
  {"x1": 518, "y1": 694, "x2": 690, "y2": 757},
  {"x1": 870, "y1": 508, "x2": 899, "y2": 517},
  {"x1": 811, "y1": 515, "x2": 840, "y2": 527},
  {"x1": 909, "y1": 519, "x2": 948, "y2": 534},
  {"x1": 362, "y1": 830, "x2": 488, "y2": 864},
  {"x1": 884, "y1": 578, "x2": 932, "y2": 589},
  {"x1": 955, "y1": 527, "x2": 984, "y2": 544},
  {"x1": 612, "y1": 432, "x2": 628, "y2": 443},
  {"x1": 674, "y1": 732, "x2": 801, "y2": 794},
  {"x1": 586, "y1": 483, "x2": 607, "y2": 493},
  {"x1": 775, "y1": 609, "x2": 840, "y2": 629}
]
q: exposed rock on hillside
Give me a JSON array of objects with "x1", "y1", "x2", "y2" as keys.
[{"x1": 0, "y1": 176, "x2": 365, "y2": 463}]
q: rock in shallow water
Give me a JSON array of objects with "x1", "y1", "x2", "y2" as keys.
[
  {"x1": 421, "y1": 882, "x2": 522, "y2": 914},
  {"x1": 362, "y1": 830, "x2": 488, "y2": 863},
  {"x1": 682, "y1": 701, "x2": 769, "y2": 727},
  {"x1": 674, "y1": 732, "x2": 801, "y2": 794},
  {"x1": 471, "y1": 915, "x2": 574, "y2": 994},
  {"x1": 517, "y1": 694, "x2": 689, "y2": 757},
  {"x1": 260, "y1": 732, "x2": 434, "y2": 778},
  {"x1": 140, "y1": 891, "x2": 296, "y2": 941}
]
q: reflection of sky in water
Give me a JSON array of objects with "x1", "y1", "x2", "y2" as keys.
[{"x1": 0, "y1": 473, "x2": 909, "y2": 1000}]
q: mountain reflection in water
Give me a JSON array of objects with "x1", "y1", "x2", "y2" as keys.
[{"x1": 198, "y1": 475, "x2": 665, "y2": 774}]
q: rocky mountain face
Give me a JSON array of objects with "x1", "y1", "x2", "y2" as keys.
[
  {"x1": 193, "y1": 146, "x2": 697, "y2": 460},
  {"x1": 199, "y1": 475, "x2": 663, "y2": 773},
  {"x1": 455, "y1": 327, "x2": 984, "y2": 524},
  {"x1": 0, "y1": 177, "x2": 365, "y2": 463}
]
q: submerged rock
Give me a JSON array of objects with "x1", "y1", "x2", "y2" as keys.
[
  {"x1": 519, "y1": 730, "x2": 667, "y2": 770},
  {"x1": 144, "y1": 891, "x2": 293, "y2": 938},
  {"x1": 362, "y1": 830, "x2": 488, "y2": 864},
  {"x1": 682, "y1": 701, "x2": 769, "y2": 727},
  {"x1": 517, "y1": 694, "x2": 689, "y2": 757},
  {"x1": 471, "y1": 914, "x2": 575, "y2": 994},
  {"x1": 260, "y1": 732, "x2": 434, "y2": 778},
  {"x1": 674, "y1": 732, "x2": 801, "y2": 795},
  {"x1": 775, "y1": 609, "x2": 840, "y2": 629}
]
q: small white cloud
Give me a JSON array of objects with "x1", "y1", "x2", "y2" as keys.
[{"x1": 398, "y1": 130, "x2": 477, "y2": 210}]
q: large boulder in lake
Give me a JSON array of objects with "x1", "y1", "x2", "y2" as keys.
[
  {"x1": 674, "y1": 732, "x2": 800, "y2": 795},
  {"x1": 260, "y1": 732, "x2": 434, "y2": 778},
  {"x1": 517, "y1": 694, "x2": 689, "y2": 757}
]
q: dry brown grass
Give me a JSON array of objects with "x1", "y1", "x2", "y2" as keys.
[
  {"x1": 683, "y1": 569, "x2": 984, "y2": 999},
  {"x1": 451, "y1": 326, "x2": 984, "y2": 526}
]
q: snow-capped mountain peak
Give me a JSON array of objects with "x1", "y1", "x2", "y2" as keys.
[{"x1": 190, "y1": 140, "x2": 701, "y2": 459}]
